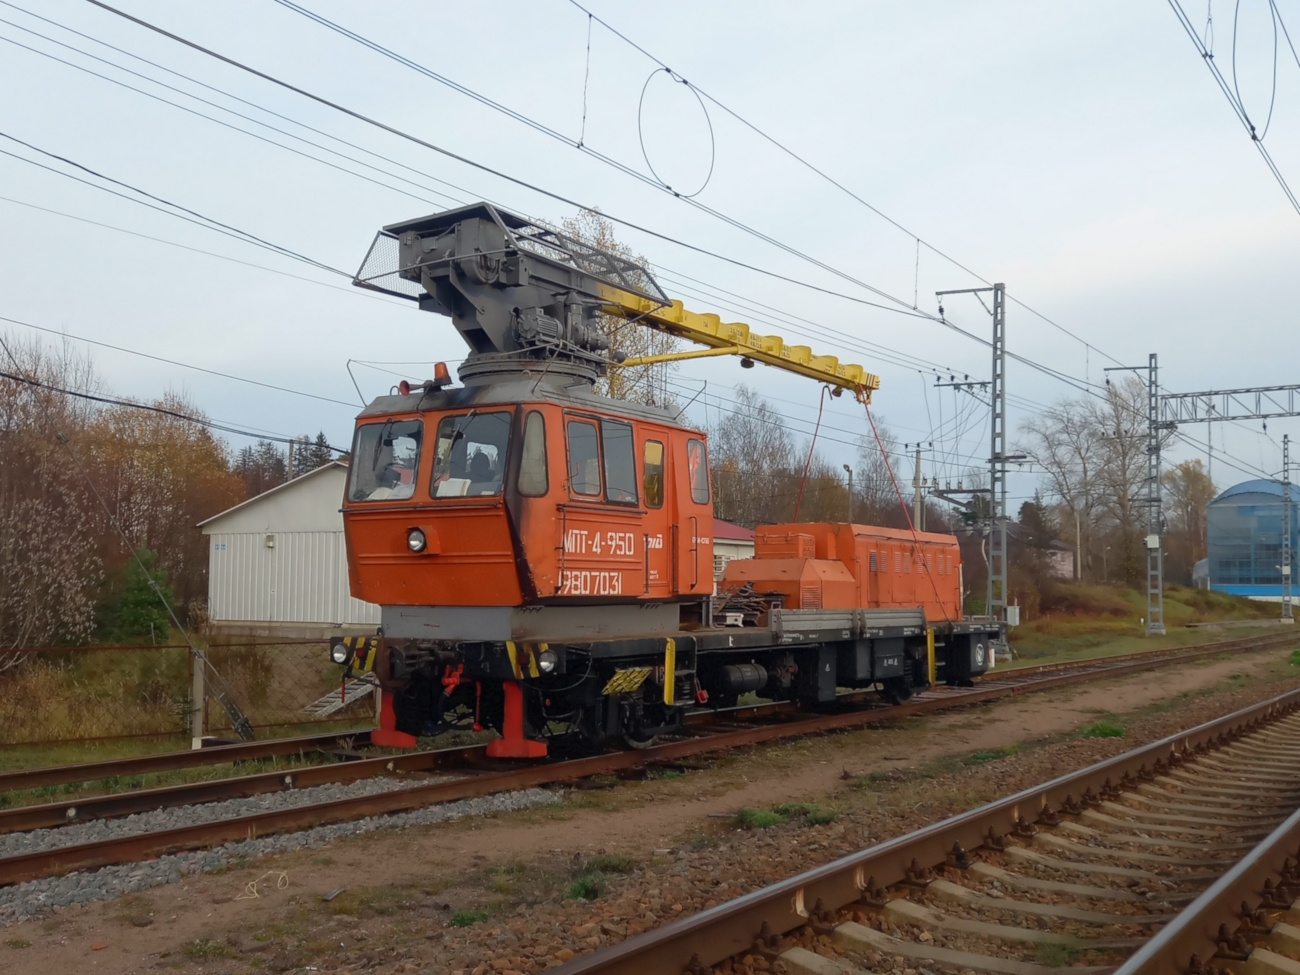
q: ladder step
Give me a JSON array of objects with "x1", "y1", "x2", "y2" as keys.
[{"x1": 303, "y1": 679, "x2": 375, "y2": 718}]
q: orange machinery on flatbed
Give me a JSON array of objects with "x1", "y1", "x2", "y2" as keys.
[{"x1": 328, "y1": 203, "x2": 1000, "y2": 754}]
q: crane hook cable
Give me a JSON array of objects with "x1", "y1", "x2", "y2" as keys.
[{"x1": 792, "y1": 385, "x2": 830, "y2": 522}]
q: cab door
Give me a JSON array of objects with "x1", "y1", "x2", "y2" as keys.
[
  {"x1": 640, "y1": 437, "x2": 672, "y2": 598},
  {"x1": 668, "y1": 432, "x2": 713, "y2": 595}
]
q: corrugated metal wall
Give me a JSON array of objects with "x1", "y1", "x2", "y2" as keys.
[{"x1": 207, "y1": 531, "x2": 380, "y2": 625}]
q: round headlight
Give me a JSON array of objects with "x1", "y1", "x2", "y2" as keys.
[
  {"x1": 537, "y1": 648, "x2": 558, "y2": 673},
  {"x1": 407, "y1": 528, "x2": 427, "y2": 553},
  {"x1": 330, "y1": 642, "x2": 350, "y2": 665}
]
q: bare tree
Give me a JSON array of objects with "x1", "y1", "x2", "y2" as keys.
[
  {"x1": 1019, "y1": 399, "x2": 1104, "y2": 578},
  {"x1": 561, "y1": 210, "x2": 680, "y2": 407},
  {"x1": 1163, "y1": 458, "x2": 1216, "y2": 581},
  {"x1": 0, "y1": 335, "x2": 102, "y2": 662},
  {"x1": 710, "y1": 385, "x2": 798, "y2": 526},
  {"x1": 1017, "y1": 376, "x2": 1149, "y2": 585},
  {"x1": 855, "y1": 423, "x2": 910, "y2": 527},
  {"x1": 1093, "y1": 377, "x2": 1148, "y2": 587},
  {"x1": 234, "y1": 440, "x2": 288, "y2": 496}
]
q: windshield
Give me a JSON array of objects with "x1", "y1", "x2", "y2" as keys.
[
  {"x1": 431, "y1": 411, "x2": 512, "y2": 497},
  {"x1": 348, "y1": 419, "x2": 422, "y2": 502}
]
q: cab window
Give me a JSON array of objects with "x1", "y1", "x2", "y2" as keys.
[
  {"x1": 348, "y1": 419, "x2": 422, "y2": 502},
  {"x1": 430, "y1": 411, "x2": 512, "y2": 497},
  {"x1": 601, "y1": 420, "x2": 638, "y2": 504},
  {"x1": 687, "y1": 438, "x2": 710, "y2": 504},
  {"x1": 567, "y1": 420, "x2": 601, "y2": 496},
  {"x1": 643, "y1": 440, "x2": 664, "y2": 508},
  {"x1": 517, "y1": 411, "x2": 548, "y2": 496}
]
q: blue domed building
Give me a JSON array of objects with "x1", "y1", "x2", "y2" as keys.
[{"x1": 1206, "y1": 479, "x2": 1299, "y2": 600}]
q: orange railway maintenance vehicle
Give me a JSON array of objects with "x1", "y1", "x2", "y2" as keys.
[{"x1": 328, "y1": 203, "x2": 1001, "y2": 754}]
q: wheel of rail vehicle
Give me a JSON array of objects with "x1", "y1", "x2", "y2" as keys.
[{"x1": 881, "y1": 676, "x2": 914, "y2": 704}]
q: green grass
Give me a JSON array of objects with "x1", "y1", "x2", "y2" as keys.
[
  {"x1": 1288, "y1": 649, "x2": 1300, "y2": 666},
  {"x1": 774, "y1": 802, "x2": 839, "y2": 825},
  {"x1": 1080, "y1": 720, "x2": 1125, "y2": 739},
  {"x1": 182, "y1": 940, "x2": 234, "y2": 961},
  {"x1": 6, "y1": 939, "x2": 32, "y2": 949},
  {"x1": 860, "y1": 770, "x2": 892, "y2": 783},
  {"x1": 966, "y1": 743, "x2": 1019, "y2": 765},
  {"x1": 1005, "y1": 582, "x2": 1280, "y2": 664},
  {"x1": 449, "y1": 909, "x2": 490, "y2": 927},
  {"x1": 565, "y1": 875, "x2": 605, "y2": 900},
  {"x1": 1034, "y1": 943, "x2": 1079, "y2": 967},
  {"x1": 734, "y1": 807, "x2": 787, "y2": 829},
  {"x1": 586, "y1": 853, "x2": 634, "y2": 874}
]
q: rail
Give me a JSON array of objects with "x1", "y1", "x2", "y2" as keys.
[
  {"x1": 3, "y1": 630, "x2": 1296, "y2": 893},
  {"x1": 554, "y1": 687, "x2": 1300, "y2": 974}
]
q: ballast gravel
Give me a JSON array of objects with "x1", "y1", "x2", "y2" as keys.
[
  {"x1": 0, "y1": 784, "x2": 558, "y2": 924},
  {"x1": 0, "y1": 773, "x2": 448, "y2": 860}
]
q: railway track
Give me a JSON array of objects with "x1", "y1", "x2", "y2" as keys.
[
  {"x1": 0, "y1": 729, "x2": 374, "y2": 795},
  {"x1": 0, "y1": 629, "x2": 1295, "y2": 893},
  {"x1": 554, "y1": 685, "x2": 1300, "y2": 975}
]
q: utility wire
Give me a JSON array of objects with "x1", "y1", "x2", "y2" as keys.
[
  {"x1": 1167, "y1": 0, "x2": 1300, "y2": 215},
  {"x1": 267, "y1": 0, "x2": 920, "y2": 307},
  {"x1": 265, "y1": 0, "x2": 1114, "y2": 385},
  {"x1": 75, "y1": 0, "x2": 1105, "y2": 397},
  {"x1": 75, "y1": 0, "x2": 927, "y2": 320},
  {"x1": 1276, "y1": 0, "x2": 1300, "y2": 73},
  {"x1": 0, "y1": 129, "x2": 342, "y2": 274},
  {"x1": 0, "y1": 194, "x2": 404, "y2": 305},
  {"x1": 0, "y1": 137, "x2": 351, "y2": 277},
  {"x1": 8, "y1": 2, "x2": 1104, "y2": 404},
  {"x1": 0, "y1": 7, "x2": 965, "y2": 385},
  {"x1": 0, "y1": 367, "x2": 347, "y2": 453},
  {"x1": 1, "y1": 313, "x2": 360, "y2": 408},
  {"x1": 563, "y1": 0, "x2": 1123, "y2": 367},
  {"x1": 21, "y1": 1, "x2": 1241, "y2": 477},
  {"x1": 0, "y1": 2, "x2": 480, "y2": 204},
  {"x1": 0, "y1": 24, "x2": 465, "y2": 211}
]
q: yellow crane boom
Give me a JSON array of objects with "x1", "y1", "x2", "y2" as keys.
[{"x1": 598, "y1": 284, "x2": 879, "y2": 402}]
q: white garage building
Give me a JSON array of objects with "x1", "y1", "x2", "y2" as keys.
[{"x1": 199, "y1": 462, "x2": 380, "y2": 638}]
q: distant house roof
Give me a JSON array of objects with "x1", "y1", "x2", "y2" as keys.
[
  {"x1": 1212, "y1": 479, "x2": 1287, "y2": 504},
  {"x1": 714, "y1": 519, "x2": 755, "y2": 542},
  {"x1": 197, "y1": 461, "x2": 347, "y2": 529}
]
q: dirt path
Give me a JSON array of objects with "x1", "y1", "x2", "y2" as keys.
[{"x1": 2, "y1": 645, "x2": 1295, "y2": 975}]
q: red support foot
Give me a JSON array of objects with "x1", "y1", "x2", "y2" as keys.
[
  {"x1": 371, "y1": 688, "x2": 417, "y2": 749},
  {"x1": 485, "y1": 680, "x2": 547, "y2": 758}
]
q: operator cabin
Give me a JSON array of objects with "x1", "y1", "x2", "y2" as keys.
[{"x1": 199, "y1": 460, "x2": 754, "y2": 635}]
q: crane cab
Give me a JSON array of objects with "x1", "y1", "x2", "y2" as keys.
[
  {"x1": 333, "y1": 201, "x2": 897, "y2": 754},
  {"x1": 342, "y1": 376, "x2": 714, "y2": 644}
]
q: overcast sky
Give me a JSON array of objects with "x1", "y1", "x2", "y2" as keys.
[{"x1": 2, "y1": 0, "x2": 1298, "y2": 513}]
